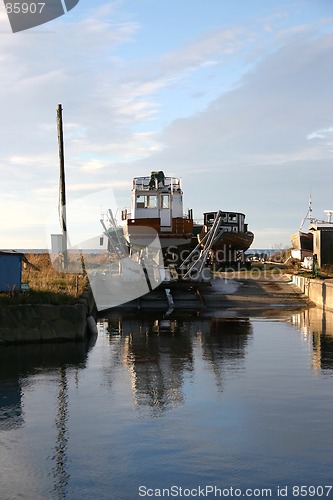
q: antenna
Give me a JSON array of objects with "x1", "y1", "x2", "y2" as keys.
[{"x1": 299, "y1": 194, "x2": 313, "y2": 230}]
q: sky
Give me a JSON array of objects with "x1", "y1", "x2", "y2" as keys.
[{"x1": 0, "y1": 0, "x2": 332, "y2": 249}]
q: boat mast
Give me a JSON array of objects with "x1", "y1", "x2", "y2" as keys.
[
  {"x1": 299, "y1": 194, "x2": 312, "y2": 231},
  {"x1": 57, "y1": 104, "x2": 67, "y2": 268}
]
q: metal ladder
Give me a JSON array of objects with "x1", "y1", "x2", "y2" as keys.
[
  {"x1": 100, "y1": 209, "x2": 129, "y2": 260},
  {"x1": 100, "y1": 209, "x2": 157, "y2": 291},
  {"x1": 180, "y1": 210, "x2": 225, "y2": 280}
]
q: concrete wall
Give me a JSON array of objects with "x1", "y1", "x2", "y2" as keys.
[
  {"x1": 292, "y1": 275, "x2": 333, "y2": 312},
  {"x1": 0, "y1": 286, "x2": 97, "y2": 344}
]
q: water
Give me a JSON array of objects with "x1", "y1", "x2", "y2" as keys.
[{"x1": 1, "y1": 307, "x2": 333, "y2": 500}]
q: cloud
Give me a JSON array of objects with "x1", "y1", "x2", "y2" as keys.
[
  {"x1": 157, "y1": 27, "x2": 247, "y2": 72},
  {"x1": 0, "y1": 2, "x2": 331, "y2": 248},
  {"x1": 307, "y1": 126, "x2": 333, "y2": 155},
  {"x1": 151, "y1": 32, "x2": 333, "y2": 167},
  {"x1": 133, "y1": 31, "x2": 333, "y2": 246}
]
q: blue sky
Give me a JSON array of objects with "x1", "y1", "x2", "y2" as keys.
[{"x1": 1, "y1": 0, "x2": 332, "y2": 249}]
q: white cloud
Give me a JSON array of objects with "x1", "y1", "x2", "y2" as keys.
[
  {"x1": 307, "y1": 127, "x2": 333, "y2": 140},
  {"x1": 133, "y1": 31, "x2": 333, "y2": 247},
  {"x1": 0, "y1": 1, "x2": 331, "y2": 248}
]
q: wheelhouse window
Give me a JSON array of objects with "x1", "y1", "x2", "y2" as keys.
[
  {"x1": 161, "y1": 194, "x2": 170, "y2": 209},
  {"x1": 136, "y1": 195, "x2": 157, "y2": 209},
  {"x1": 206, "y1": 213, "x2": 216, "y2": 224}
]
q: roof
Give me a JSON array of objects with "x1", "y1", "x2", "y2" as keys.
[
  {"x1": 0, "y1": 250, "x2": 24, "y2": 256},
  {"x1": 309, "y1": 223, "x2": 333, "y2": 231}
]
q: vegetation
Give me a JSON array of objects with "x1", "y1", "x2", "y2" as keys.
[{"x1": 0, "y1": 253, "x2": 88, "y2": 305}]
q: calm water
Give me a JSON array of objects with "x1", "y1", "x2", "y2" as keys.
[{"x1": 1, "y1": 307, "x2": 333, "y2": 500}]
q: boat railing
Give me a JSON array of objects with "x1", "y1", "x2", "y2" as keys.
[
  {"x1": 133, "y1": 176, "x2": 182, "y2": 192},
  {"x1": 122, "y1": 209, "x2": 192, "y2": 222}
]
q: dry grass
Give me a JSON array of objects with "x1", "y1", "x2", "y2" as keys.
[{"x1": 0, "y1": 253, "x2": 88, "y2": 305}]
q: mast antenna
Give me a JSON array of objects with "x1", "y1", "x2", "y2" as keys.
[{"x1": 299, "y1": 194, "x2": 312, "y2": 230}]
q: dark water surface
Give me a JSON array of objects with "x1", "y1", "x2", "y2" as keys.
[{"x1": 1, "y1": 307, "x2": 333, "y2": 500}]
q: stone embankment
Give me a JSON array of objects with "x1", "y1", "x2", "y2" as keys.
[
  {"x1": 1, "y1": 272, "x2": 318, "y2": 344},
  {"x1": 0, "y1": 287, "x2": 96, "y2": 344},
  {"x1": 292, "y1": 275, "x2": 333, "y2": 312}
]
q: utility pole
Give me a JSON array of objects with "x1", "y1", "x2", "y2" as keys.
[{"x1": 57, "y1": 104, "x2": 67, "y2": 269}]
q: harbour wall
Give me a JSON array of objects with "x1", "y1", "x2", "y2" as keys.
[
  {"x1": 0, "y1": 287, "x2": 97, "y2": 344},
  {"x1": 292, "y1": 275, "x2": 333, "y2": 312}
]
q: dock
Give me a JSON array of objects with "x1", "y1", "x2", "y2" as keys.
[{"x1": 109, "y1": 272, "x2": 311, "y2": 316}]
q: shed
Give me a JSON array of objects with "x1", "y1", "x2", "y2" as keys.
[
  {"x1": 309, "y1": 223, "x2": 333, "y2": 268},
  {"x1": 0, "y1": 251, "x2": 24, "y2": 292}
]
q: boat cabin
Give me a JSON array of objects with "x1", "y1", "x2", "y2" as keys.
[
  {"x1": 122, "y1": 171, "x2": 193, "y2": 237},
  {"x1": 203, "y1": 211, "x2": 248, "y2": 234}
]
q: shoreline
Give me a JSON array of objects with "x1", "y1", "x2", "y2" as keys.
[
  {"x1": 1, "y1": 269, "x2": 327, "y2": 344},
  {"x1": 0, "y1": 286, "x2": 97, "y2": 345},
  {"x1": 104, "y1": 271, "x2": 312, "y2": 316}
]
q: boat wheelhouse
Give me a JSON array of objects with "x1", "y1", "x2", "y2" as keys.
[{"x1": 121, "y1": 171, "x2": 193, "y2": 254}]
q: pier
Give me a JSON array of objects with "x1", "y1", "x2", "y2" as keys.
[{"x1": 292, "y1": 275, "x2": 333, "y2": 312}]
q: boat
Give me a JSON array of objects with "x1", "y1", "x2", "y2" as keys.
[
  {"x1": 290, "y1": 196, "x2": 333, "y2": 265},
  {"x1": 290, "y1": 231, "x2": 313, "y2": 259},
  {"x1": 120, "y1": 171, "x2": 194, "y2": 261},
  {"x1": 290, "y1": 197, "x2": 314, "y2": 260},
  {"x1": 198, "y1": 210, "x2": 254, "y2": 264}
]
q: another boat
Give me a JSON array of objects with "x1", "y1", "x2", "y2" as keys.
[
  {"x1": 291, "y1": 197, "x2": 314, "y2": 261},
  {"x1": 198, "y1": 210, "x2": 254, "y2": 263},
  {"x1": 290, "y1": 196, "x2": 333, "y2": 265},
  {"x1": 290, "y1": 231, "x2": 313, "y2": 252}
]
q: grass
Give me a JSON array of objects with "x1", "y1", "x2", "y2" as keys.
[{"x1": 0, "y1": 253, "x2": 89, "y2": 305}]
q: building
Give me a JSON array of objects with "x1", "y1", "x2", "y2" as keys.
[
  {"x1": 0, "y1": 251, "x2": 24, "y2": 292},
  {"x1": 309, "y1": 223, "x2": 333, "y2": 268}
]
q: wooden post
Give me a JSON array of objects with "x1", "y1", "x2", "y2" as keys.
[{"x1": 57, "y1": 104, "x2": 67, "y2": 269}]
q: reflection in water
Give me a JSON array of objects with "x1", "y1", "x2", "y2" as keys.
[
  {"x1": 100, "y1": 313, "x2": 252, "y2": 412},
  {"x1": 104, "y1": 315, "x2": 195, "y2": 412},
  {"x1": 0, "y1": 379, "x2": 23, "y2": 431},
  {"x1": 291, "y1": 307, "x2": 333, "y2": 372},
  {"x1": 53, "y1": 367, "x2": 70, "y2": 499},
  {"x1": 1, "y1": 308, "x2": 333, "y2": 499},
  {"x1": 0, "y1": 342, "x2": 88, "y2": 432},
  {"x1": 0, "y1": 341, "x2": 90, "y2": 499},
  {"x1": 200, "y1": 318, "x2": 252, "y2": 391}
]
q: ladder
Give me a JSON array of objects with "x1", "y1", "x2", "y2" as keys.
[
  {"x1": 100, "y1": 209, "x2": 129, "y2": 260},
  {"x1": 180, "y1": 210, "x2": 225, "y2": 280},
  {"x1": 101, "y1": 209, "x2": 160, "y2": 291}
]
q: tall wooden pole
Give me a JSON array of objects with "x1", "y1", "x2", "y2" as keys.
[{"x1": 57, "y1": 104, "x2": 67, "y2": 268}]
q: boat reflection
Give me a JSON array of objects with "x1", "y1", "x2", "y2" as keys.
[
  {"x1": 291, "y1": 307, "x2": 333, "y2": 371},
  {"x1": 199, "y1": 318, "x2": 252, "y2": 390},
  {"x1": 100, "y1": 312, "x2": 252, "y2": 412}
]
